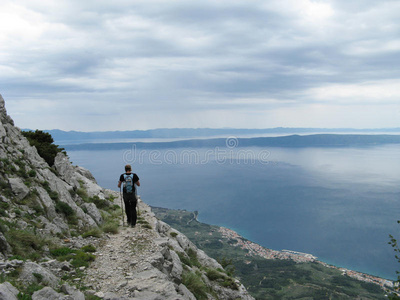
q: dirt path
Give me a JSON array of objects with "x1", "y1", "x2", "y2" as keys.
[{"x1": 84, "y1": 202, "x2": 162, "y2": 299}]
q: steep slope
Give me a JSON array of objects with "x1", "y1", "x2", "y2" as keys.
[{"x1": 0, "y1": 94, "x2": 254, "y2": 299}]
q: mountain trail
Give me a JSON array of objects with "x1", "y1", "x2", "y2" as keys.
[{"x1": 84, "y1": 201, "x2": 164, "y2": 299}]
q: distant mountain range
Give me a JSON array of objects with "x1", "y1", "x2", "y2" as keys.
[
  {"x1": 21, "y1": 128, "x2": 400, "y2": 150},
  {"x1": 59, "y1": 134, "x2": 400, "y2": 151},
  {"x1": 31, "y1": 127, "x2": 399, "y2": 141}
]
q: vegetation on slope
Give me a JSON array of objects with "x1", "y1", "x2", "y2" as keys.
[{"x1": 153, "y1": 206, "x2": 388, "y2": 300}]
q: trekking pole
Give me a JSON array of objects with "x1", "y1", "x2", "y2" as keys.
[
  {"x1": 120, "y1": 186, "x2": 125, "y2": 226},
  {"x1": 135, "y1": 186, "x2": 140, "y2": 217}
]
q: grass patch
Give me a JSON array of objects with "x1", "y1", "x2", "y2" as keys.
[
  {"x1": 137, "y1": 217, "x2": 152, "y2": 229},
  {"x1": 82, "y1": 228, "x2": 102, "y2": 238},
  {"x1": 141, "y1": 224, "x2": 152, "y2": 230},
  {"x1": 206, "y1": 268, "x2": 239, "y2": 290},
  {"x1": 50, "y1": 246, "x2": 96, "y2": 268},
  {"x1": 187, "y1": 248, "x2": 201, "y2": 268},
  {"x1": 5, "y1": 229, "x2": 47, "y2": 260},
  {"x1": 177, "y1": 248, "x2": 201, "y2": 268},
  {"x1": 101, "y1": 221, "x2": 119, "y2": 234}
]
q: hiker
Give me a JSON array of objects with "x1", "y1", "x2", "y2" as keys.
[{"x1": 118, "y1": 164, "x2": 140, "y2": 227}]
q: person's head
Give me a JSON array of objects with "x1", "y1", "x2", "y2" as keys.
[{"x1": 125, "y1": 164, "x2": 132, "y2": 172}]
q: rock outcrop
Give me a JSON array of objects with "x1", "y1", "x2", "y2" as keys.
[{"x1": 0, "y1": 94, "x2": 255, "y2": 299}]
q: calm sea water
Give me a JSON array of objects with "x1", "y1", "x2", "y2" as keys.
[{"x1": 65, "y1": 144, "x2": 400, "y2": 280}]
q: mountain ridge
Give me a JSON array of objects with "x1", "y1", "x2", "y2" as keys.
[
  {"x1": 0, "y1": 94, "x2": 255, "y2": 299},
  {"x1": 27, "y1": 127, "x2": 400, "y2": 144},
  {"x1": 60, "y1": 133, "x2": 400, "y2": 151}
]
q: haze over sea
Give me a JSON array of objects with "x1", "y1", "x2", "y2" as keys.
[{"x1": 61, "y1": 135, "x2": 400, "y2": 281}]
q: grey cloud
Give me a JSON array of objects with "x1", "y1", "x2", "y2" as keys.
[{"x1": 1, "y1": 0, "x2": 400, "y2": 130}]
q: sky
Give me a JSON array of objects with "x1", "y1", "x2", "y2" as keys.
[{"x1": 1, "y1": 0, "x2": 400, "y2": 131}]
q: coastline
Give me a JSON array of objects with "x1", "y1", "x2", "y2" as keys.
[{"x1": 218, "y1": 226, "x2": 395, "y2": 290}]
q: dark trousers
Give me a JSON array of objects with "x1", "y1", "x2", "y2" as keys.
[{"x1": 123, "y1": 193, "x2": 137, "y2": 226}]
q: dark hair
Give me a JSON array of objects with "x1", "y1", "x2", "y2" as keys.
[{"x1": 125, "y1": 164, "x2": 132, "y2": 172}]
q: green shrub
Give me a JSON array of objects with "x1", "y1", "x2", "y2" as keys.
[
  {"x1": 0, "y1": 209, "x2": 8, "y2": 217},
  {"x1": 22, "y1": 130, "x2": 64, "y2": 166},
  {"x1": 41, "y1": 181, "x2": 59, "y2": 201},
  {"x1": 17, "y1": 283, "x2": 43, "y2": 300},
  {"x1": 182, "y1": 272, "x2": 208, "y2": 300},
  {"x1": 76, "y1": 188, "x2": 89, "y2": 201},
  {"x1": 71, "y1": 251, "x2": 95, "y2": 268},
  {"x1": 28, "y1": 170, "x2": 36, "y2": 177},
  {"x1": 32, "y1": 273, "x2": 43, "y2": 282},
  {"x1": 55, "y1": 201, "x2": 76, "y2": 222},
  {"x1": 187, "y1": 248, "x2": 201, "y2": 268},
  {"x1": 55, "y1": 201, "x2": 78, "y2": 224},
  {"x1": 205, "y1": 268, "x2": 239, "y2": 290},
  {"x1": 170, "y1": 232, "x2": 178, "y2": 238},
  {"x1": 90, "y1": 196, "x2": 109, "y2": 209},
  {"x1": 50, "y1": 247, "x2": 74, "y2": 257},
  {"x1": 178, "y1": 252, "x2": 192, "y2": 267},
  {"x1": 82, "y1": 245, "x2": 96, "y2": 253},
  {"x1": 206, "y1": 268, "x2": 224, "y2": 281}
]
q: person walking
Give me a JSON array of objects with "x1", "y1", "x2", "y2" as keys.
[{"x1": 118, "y1": 164, "x2": 140, "y2": 227}]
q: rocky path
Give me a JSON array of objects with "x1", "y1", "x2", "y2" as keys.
[
  {"x1": 85, "y1": 225, "x2": 157, "y2": 298},
  {"x1": 83, "y1": 201, "x2": 195, "y2": 300}
]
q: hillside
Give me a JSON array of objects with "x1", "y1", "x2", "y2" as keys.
[
  {"x1": 0, "y1": 94, "x2": 254, "y2": 299},
  {"x1": 152, "y1": 207, "x2": 393, "y2": 299}
]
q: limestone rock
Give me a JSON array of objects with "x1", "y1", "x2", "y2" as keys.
[
  {"x1": 8, "y1": 177, "x2": 30, "y2": 200},
  {"x1": 175, "y1": 232, "x2": 195, "y2": 251},
  {"x1": 75, "y1": 166, "x2": 97, "y2": 182},
  {"x1": 82, "y1": 203, "x2": 103, "y2": 225},
  {"x1": 0, "y1": 232, "x2": 12, "y2": 256},
  {"x1": 76, "y1": 171, "x2": 106, "y2": 199},
  {"x1": 53, "y1": 152, "x2": 79, "y2": 187},
  {"x1": 196, "y1": 248, "x2": 222, "y2": 270},
  {"x1": 0, "y1": 94, "x2": 14, "y2": 126},
  {"x1": 24, "y1": 146, "x2": 47, "y2": 168},
  {"x1": 19, "y1": 262, "x2": 58, "y2": 288},
  {"x1": 178, "y1": 284, "x2": 196, "y2": 300},
  {"x1": 127, "y1": 269, "x2": 180, "y2": 299},
  {"x1": 31, "y1": 287, "x2": 69, "y2": 300},
  {"x1": 60, "y1": 283, "x2": 85, "y2": 300},
  {"x1": 0, "y1": 282, "x2": 19, "y2": 300},
  {"x1": 169, "y1": 250, "x2": 183, "y2": 282}
]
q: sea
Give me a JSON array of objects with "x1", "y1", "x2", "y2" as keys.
[{"x1": 62, "y1": 138, "x2": 400, "y2": 281}]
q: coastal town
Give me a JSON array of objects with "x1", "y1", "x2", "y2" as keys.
[{"x1": 218, "y1": 227, "x2": 394, "y2": 290}]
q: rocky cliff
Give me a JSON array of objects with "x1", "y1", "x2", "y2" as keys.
[{"x1": 0, "y1": 94, "x2": 254, "y2": 300}]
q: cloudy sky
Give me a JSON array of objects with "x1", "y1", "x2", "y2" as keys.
[{"x1": 1, "y1": 0, "x2": 400, "y2": 131}]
